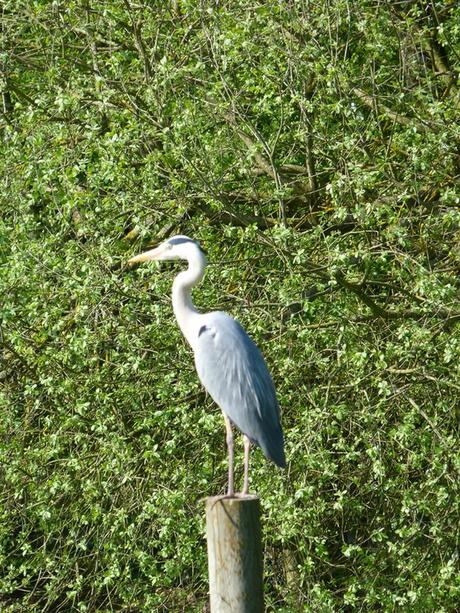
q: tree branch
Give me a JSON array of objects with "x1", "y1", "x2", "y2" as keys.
[
  {"x1": 223, "y1": 110, "x2": 278, "y2": 181},
  {"x1": 352, "y1": 87, "x2": 437, "y2": 133},
  {"x1": 334, "y1": 270, "x2": 388, "y2": 317}
]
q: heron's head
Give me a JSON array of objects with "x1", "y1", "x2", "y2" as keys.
[{"x1": 128, "y1": 235, "x2": 206, "y2": 266}]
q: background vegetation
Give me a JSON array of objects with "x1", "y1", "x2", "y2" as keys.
[{"x1": 1, "y1": 0, "x2": 459, "y2": 610}]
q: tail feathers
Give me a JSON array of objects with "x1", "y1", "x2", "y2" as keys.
[
  {"x1": 258, "y1": 431, "x2": 286, "y2": 468},
  {"x1": 268, "y1": 444, "x2": 286, "y2": 468}
]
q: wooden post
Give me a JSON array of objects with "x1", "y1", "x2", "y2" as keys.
[{"x1": 205, "y1": 495, "x2": 264, "y2": 612}]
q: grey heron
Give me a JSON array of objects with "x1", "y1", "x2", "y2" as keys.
[{"x1": 128, "y1": 235, "x2": 286, "y2": 496}]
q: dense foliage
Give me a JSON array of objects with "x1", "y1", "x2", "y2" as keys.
[{"x1": 1, "y1": 1, "x2": 459, "y2": 610}]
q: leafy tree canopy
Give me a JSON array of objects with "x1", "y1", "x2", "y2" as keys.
[{"x1": 1, "y1": 1, "x2": 459, "y2": 610}]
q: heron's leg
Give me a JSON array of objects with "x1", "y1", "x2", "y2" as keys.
[
  {"x1": 243, "y1": 435, "x2": 251, "y2": 495},
  {"x1": 223, "y1": 413, "x2": 234, "y2": 496}
]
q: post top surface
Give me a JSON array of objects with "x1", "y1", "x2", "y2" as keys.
[{"x1": 205, "y1": 493, "x2": 260, "y2": 506}]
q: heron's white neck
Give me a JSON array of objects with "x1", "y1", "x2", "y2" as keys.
[{"x1": 172, "y1": 252, "x2": 206, "y2": 347}]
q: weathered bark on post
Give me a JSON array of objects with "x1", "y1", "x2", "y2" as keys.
[{"x1": 205, "y1": 495, "x2": 264, "y2": 612}]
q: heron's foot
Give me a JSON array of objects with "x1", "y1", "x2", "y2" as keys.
[
  {"x1": 240, "y1": 491, "x2": 253, "y2": 498},
  {"x1": 210, "y1": 491, "x2": 255, "y2": 509},
  {"x1": 210, "y1": 492, "x2": 235, "y2": 510},
  {"x1": 228, "y1": 486, "x2": 253, "y2": 498}
]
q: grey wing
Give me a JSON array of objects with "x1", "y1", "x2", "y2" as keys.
[{"x1": 194, "y1": 312, "x2": 286, "y2": 467}]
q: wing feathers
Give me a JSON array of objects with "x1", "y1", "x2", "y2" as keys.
[{"x1": 194, "y1": 312, "x2": 285, "y2": 467}]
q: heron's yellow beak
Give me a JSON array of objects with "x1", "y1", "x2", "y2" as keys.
[{"x1": 127, "y1": 244, "x2": 164, "y2": 265}]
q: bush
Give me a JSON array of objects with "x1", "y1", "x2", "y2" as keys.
[{"x1": 1, "y1": 1, "x2": 459, "y2": 610}]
